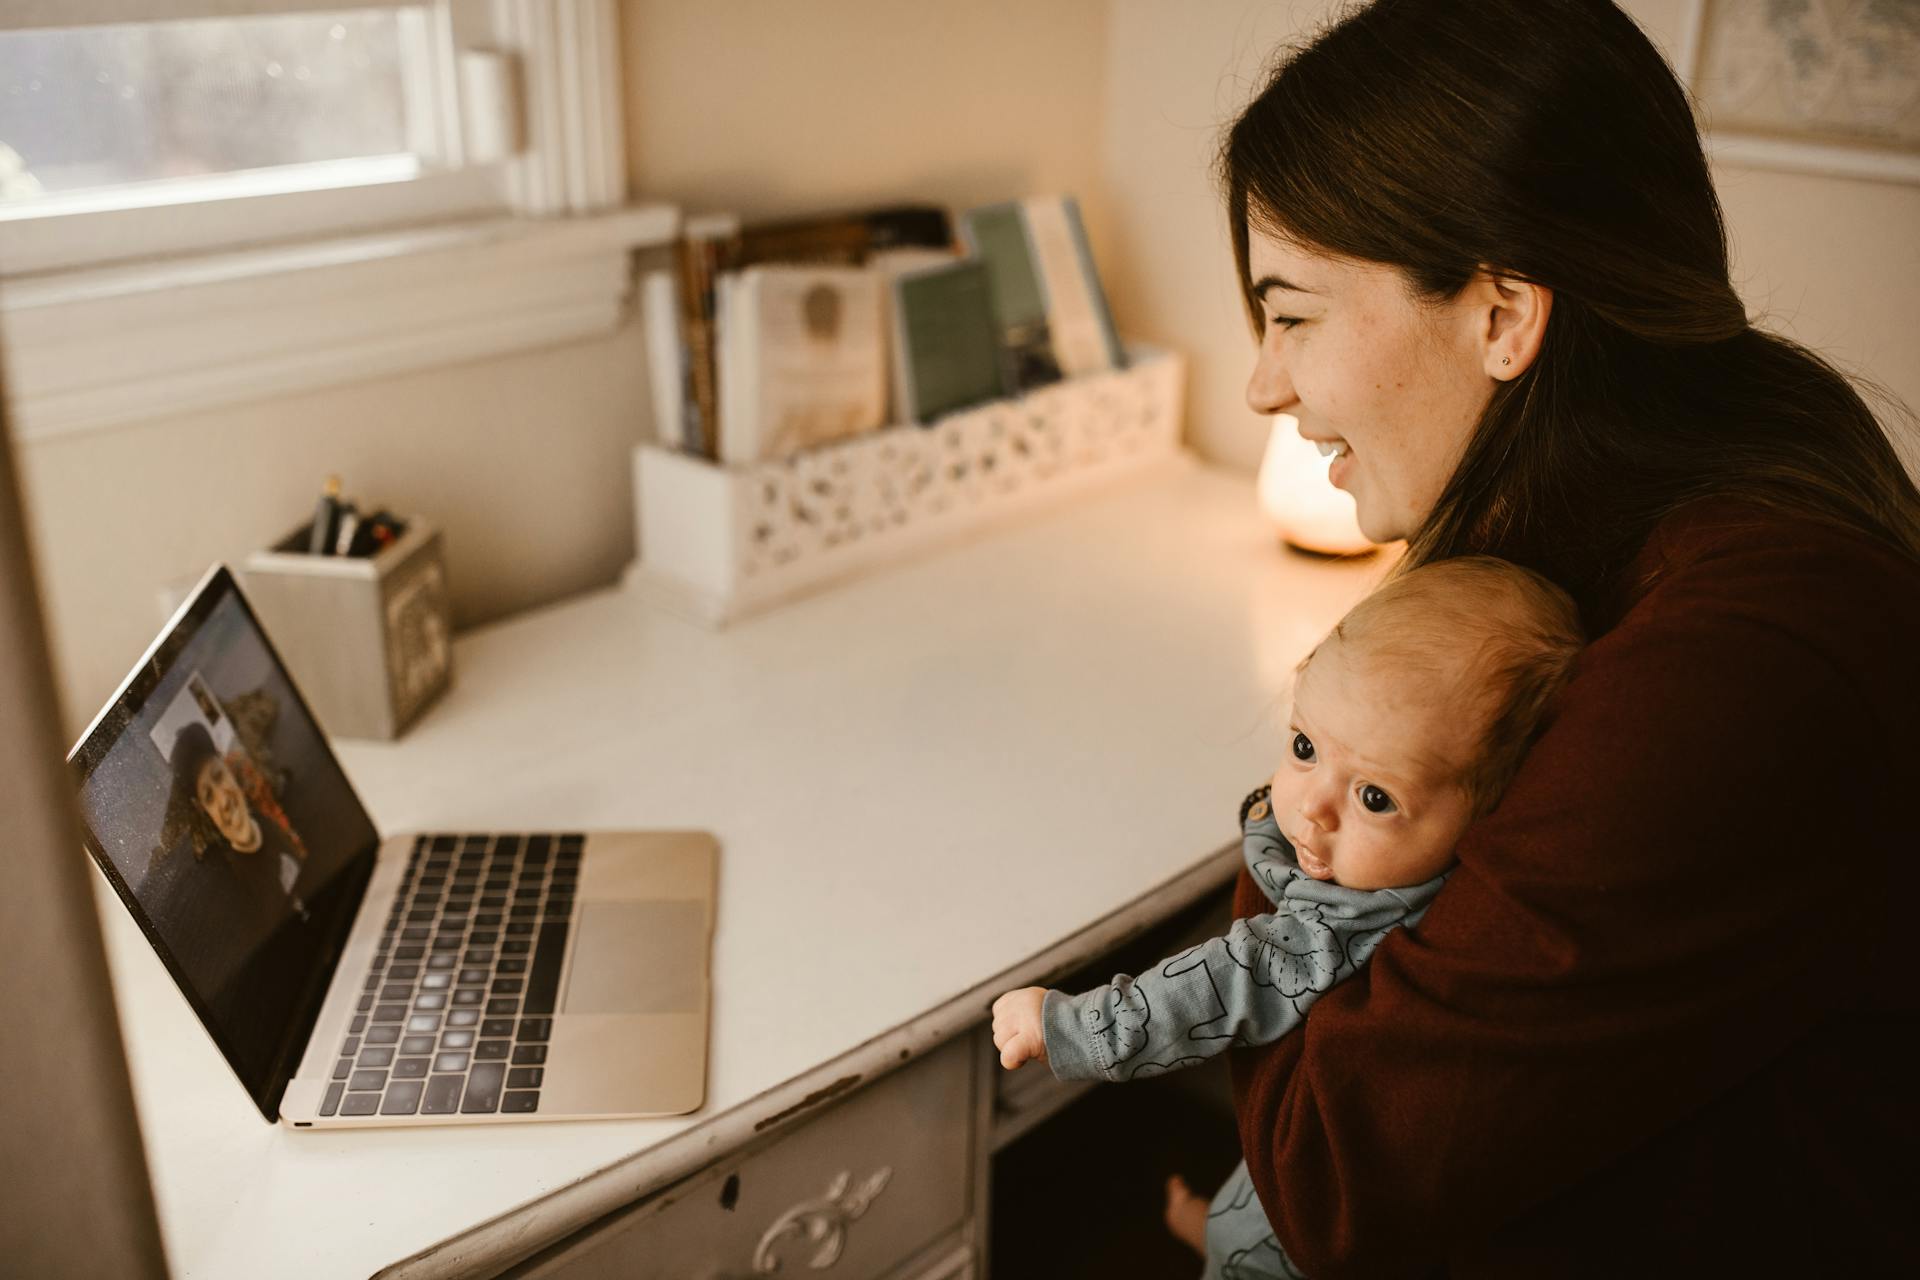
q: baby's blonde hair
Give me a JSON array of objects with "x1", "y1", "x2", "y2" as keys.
[{"x1": 1299, "y1": 556, "x2": 1585, "y2": 816}]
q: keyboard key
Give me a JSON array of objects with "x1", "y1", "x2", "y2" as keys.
[
  {"x1": 507, "y1": 1067, "x2": 544, "y2": 1089},
  {"x1": 381, "y1": 982, "x2": 413, "y2": 1002},
  {"x1": 430, "y1": 936, "x2": 462, "y2": 952},
  {"x1": 341, "y1": 1035, "x2": 361, "y2": 1058},
  {"x1": 401, "y1": 926, "x2": 430, "y2": 942},
  {"x1": 524, "y1": 923, "x2": 569, "y2": 1016},
  {"x1": 421, "y1": 971, "x2": 453, "y2": 990},
  {"x1": 393, "y1": 1057, "x2": 430, "y2": 1079},
  {"x1": 476, "y1": 913, "x2": 503, "y2": 927},
  {"x1": 341, "y1": 1092, "x2": 381, "y2": 1117},
  {"x1": 511, "y1": 1044, "x2": 547, "y2": 1065},
  {"x1": 349, "y1": 1015, "x2": 368, "y2": 1034},
  {"x1": 332, "y1": 1058, "x2": 353, "y2": 1081},
  {"x1": 434, "y1": 1051, "x2": 471, "y2": 1074},
  {"x1": 475, "y1": 1039, "x2": 511, "y2": 1061},
  {"x1": 357, "y1": 993, "x2": 375, "y2": 1012},
  {"x1": 349, "y1": 1069, "x2": 387, "y2": 1092},
  {"x1": 415, "y1": 992, "x2": 448, "y2": 1011},
  {"x1": 381, "y1": 1080, "x2": 424, "y2": 1115},
  {"x1": 451, "y1": 989, "x2": 484, "y2": 1007},
  {"x1": 457, "y1": 968, "x2": 488, "y2": 986},
  {"x1": 373, "y1": 1003, "x2": 407, "y2": 1023},
  {"x1": 464, "y1": 948, "x2": 495, "y2": 966},
  {"x1": 491, "y1": 977, "x2": 524, "y2": 995},
  {"x1": 320, "y1": 1082, "x2": 344, "y2": 1116},
  {"x1": 440, "y1": 1029, "x2": 475, "y2": 1049},
  {"x1": 481, "y1": 894, "x2": 508, "y2": 909},
  {"x1": 461, "y1": 1062, "x2": 506, "y2": 1114},
  {"x1": 401, "y1": 1034, "x2": 437, "y2": 1055},
  {"x1": 366, "y1": 1024, "x2": 400, "y2": 1046},
  {"x1": 358, "y1": 1046, "x2": 394, "y2": 1068},
  {"x1": 389, "y1": 963, "x2": 421, "y2": 981},
  {"x1": 422, "y1": 1073, "x2": 465, "y2": 1114},
  {"x1": 505, "y1": 922, "x2": 534, "y2": 937},
  {"x1": 427, "y1": 954, "x2": 457, "y2": 970},
  {"x1": 481, "y1": 1018, "x2": 515, "y2": 1038},
  {"x1": 496, "y1": 836, "x2": 522, "y2": 857},
  {"x1": 362, "y1": 972, "x2": 381, "y2": 991},
  {"x1": 498, "y1": 958, "x2": 527, "y2": 975},
  {"x1": 510, "y1": 904, "x2": 537, "y2": 919},
  {"x1": 502, "y1": 939, "x2": 531, "y2": 955},
  {"x1": 406, "y1": 1014, "x2": 439, "y2": 1034},
  {"x1": 485, "y1": 997, "x2": 520, "y2": 1017}
]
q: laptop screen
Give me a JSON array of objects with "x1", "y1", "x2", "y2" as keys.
[{"x1": 69, "y1": 566, "x2": 379, "y2": 1119}]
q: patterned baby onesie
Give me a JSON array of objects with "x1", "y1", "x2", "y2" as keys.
[{"x1": 1040, "y1": 785, "x2": 1448, "y2": 1279}]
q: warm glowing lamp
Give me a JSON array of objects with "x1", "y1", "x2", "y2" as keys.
[{"x1": 1257, "y1": 414, "x2": 1375, "y2": 556}]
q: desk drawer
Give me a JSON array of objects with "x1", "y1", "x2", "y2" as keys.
[{"x1": 512, "y1": 1035, "x2": 975, "y2": 1279}]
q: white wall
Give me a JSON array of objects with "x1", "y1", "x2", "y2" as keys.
[{"x1": 1099, "y1": 0, "x2": 1920, "y2": 476}]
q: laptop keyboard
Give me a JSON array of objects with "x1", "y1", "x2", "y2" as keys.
[{"x1": 318, "y1": 832, "x2": 582, "y2": 1119}]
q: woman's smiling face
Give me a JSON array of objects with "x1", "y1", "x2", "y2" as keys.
[{"x1": 1242, "y1": 225, "x2": 1497, "y2": 545}]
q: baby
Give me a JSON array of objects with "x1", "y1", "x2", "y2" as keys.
[{"x1": 991, "y1": 555, "x2": 1584, "y2": 1280}]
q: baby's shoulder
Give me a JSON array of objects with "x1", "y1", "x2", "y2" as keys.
[{"x1": 1238, "y1": 783, "x2": 1272, "y2": 828}]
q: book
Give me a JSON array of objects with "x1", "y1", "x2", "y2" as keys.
[
  {"x1": 714, "y1": 265, "x2": 888, "y2": 465},
  {"x1": 959, "y1": 195, "x2": 1125, "y2": 391},
  {"x1": 640, "y1": 269, "x2": 685, "y2": 448},
  {"x1": 870, "y1": 244, "x2": 962, "y2": 424},
  {"x1": 673, "y1": 205, "x2": 955, "y2": 460},
  {"x1": 673, "y1": 212, "x2": 742, "y2": 458},
  {"x1": 890, "y1": 259, "x2": 1008, "y2": 426}
]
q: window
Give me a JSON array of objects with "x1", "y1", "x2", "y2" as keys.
[
  {"x1": 0, "y1": 0, "x2": 667, "y2": 442},
  {"x1": 0, "y1": 2, "x2": 507, "y2": 274}
]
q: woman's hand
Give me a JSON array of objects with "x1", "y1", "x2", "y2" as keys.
[{"x1": 990, "y1": 987, "x2": 1050, "y2": 1069}]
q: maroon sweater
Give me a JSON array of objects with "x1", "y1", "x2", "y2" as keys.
[{"x1": 1227, "y1": 498, "x2": 1920, "y2": 1276}]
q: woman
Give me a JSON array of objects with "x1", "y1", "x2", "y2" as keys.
[{"x1": 1213, "y1": 0, "x2": 1920, "y2": 1274}]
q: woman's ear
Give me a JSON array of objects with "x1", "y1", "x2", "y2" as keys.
[{"x1": 1470, "y1": 270, "x2": 1551, "y2": 380}]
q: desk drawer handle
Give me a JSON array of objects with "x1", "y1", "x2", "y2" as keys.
[{"x1": 751, "y1": 1166, "x2": 893, "y2": 1272}]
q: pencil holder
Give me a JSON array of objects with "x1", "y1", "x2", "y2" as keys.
[
  {"x1": 626, "y1": 343, "x2": 1186, "y2": 625},
  {"x1": 240, "y1": 519, "x2": 453, "y2": 739}
]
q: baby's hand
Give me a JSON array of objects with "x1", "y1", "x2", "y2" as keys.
[{"x1": 991, "y1": 987, "x2": 1049, "y2": 1070}]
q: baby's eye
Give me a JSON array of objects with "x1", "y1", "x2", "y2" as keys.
[
  {"x1": 1291, "y1": 732, "x2": 1315, "y2": 762},
  {"x1": 1359, "y1": 785, "x2": 1396, "y2": 814}
]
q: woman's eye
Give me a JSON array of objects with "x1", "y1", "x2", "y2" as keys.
[
  {"x1": 1266, "y1": 314, "x2": 1302, "y2": 331},
  {"x1": 1359, "y1": 785, "x2": 1395, "y2": 814},
  {"x1": 1291, "y1": 732, "x2": 1315, "y2": 762}
]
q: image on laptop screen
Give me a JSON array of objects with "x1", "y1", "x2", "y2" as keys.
[{"x1": 70, "y1": 570, "x2": 378, "y2": 1114}]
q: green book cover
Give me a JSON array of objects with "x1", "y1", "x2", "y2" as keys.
[{"x1": 891, "y1": 260, "x2": 1009, "y2": 424}]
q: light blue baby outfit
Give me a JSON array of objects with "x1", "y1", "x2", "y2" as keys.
[{"x1": 1040, "y1": 786, "x2": 1448, "y2": 1279}]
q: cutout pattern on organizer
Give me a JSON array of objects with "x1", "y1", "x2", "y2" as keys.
[{"x1": 740, "y1": 355, "x2": 1179, "y2": 577}]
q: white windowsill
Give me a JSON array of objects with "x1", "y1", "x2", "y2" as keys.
[{"x1": 0, "y1": 202, "x2": 680, "y2": 442}]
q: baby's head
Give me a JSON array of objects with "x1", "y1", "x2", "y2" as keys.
[{"x1": 1273, "y1": 556, "x2": 1583, "y2": 889}]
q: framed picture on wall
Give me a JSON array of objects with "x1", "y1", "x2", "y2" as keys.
[{"x1": 1676, "y1": 0, "x2": 1920, "y2": 185}]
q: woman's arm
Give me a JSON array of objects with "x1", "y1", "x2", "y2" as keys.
[{"x1": 1231, "y1": 520, "x2": 1920, "y2": 1276}]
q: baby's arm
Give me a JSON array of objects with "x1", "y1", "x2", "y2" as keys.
[{"x1": 993, "y1": 898, "x2": 1415, "y2": 1084}]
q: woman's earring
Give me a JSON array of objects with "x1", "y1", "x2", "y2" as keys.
[{"x1": 1501, "y1": 357, "x2": 1511, "y2": 366}]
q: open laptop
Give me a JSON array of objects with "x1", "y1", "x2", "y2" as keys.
[{"x1": 67, "y1": 564, "x2": 717, "y2": 1128}]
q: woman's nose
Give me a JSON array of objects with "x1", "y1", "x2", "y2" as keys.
[{"x1": 1245, "y1": 343, "x2": 1298, "y2": 416}]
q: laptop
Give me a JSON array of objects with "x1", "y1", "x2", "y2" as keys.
[{"x1": 67, "y1": 564, "x2": 717, "y2": 1128}]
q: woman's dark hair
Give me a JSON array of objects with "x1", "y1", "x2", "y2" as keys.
[{"x1": 1219, "y1": 0, "x2": 1920, "y2": 621}]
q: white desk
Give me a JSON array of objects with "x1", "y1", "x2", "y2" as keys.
[{"x1": 94, "y1": 456, "x2": 1389, "y2": 1277}]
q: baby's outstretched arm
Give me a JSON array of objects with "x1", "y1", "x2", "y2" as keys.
[{"x1": 990, "y1": 987, "x2": 1049, "y2": 1069}]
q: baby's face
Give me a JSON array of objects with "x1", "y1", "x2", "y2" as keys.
[{"x1": 1269, "y1": 638, "x2": 1479, "y2": 890}]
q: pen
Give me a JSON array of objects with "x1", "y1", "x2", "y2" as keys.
[{"x1": 308, "y1": 475, "x2": 343, "y2": 556}]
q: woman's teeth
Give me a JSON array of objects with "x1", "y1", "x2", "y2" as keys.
[{"x1": 1314, "y1": 440, "x2": 1350, "y2": 459}]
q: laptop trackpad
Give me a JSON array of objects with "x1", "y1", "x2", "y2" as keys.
[{"x1": 561, "y1": 900, "x2": 706, "y2": 1015}]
